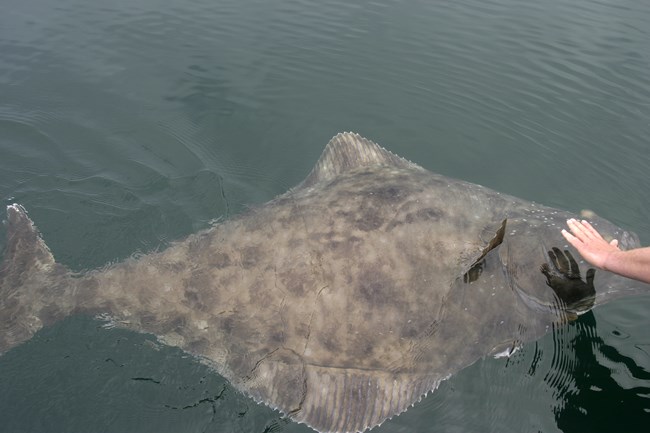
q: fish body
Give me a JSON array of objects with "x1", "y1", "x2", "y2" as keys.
[{"x1": 1, "y1": 132, "x2": 648, "y2": 432}]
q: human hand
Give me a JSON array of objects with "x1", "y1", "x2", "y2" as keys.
[
  {"x1": 540, "y1": 247, "x2": 595, "y2": 311},
  {"x1": 561, "y1": 218, "x2": 620, "y2": 270}
]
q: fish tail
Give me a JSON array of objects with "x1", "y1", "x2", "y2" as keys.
[{"x1": 0, "y1": 204, "x2": 72, "y2": 355}]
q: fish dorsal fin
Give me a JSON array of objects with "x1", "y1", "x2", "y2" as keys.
[{"x1": 298, "y1": 132, "x2": 422, "y2": 189}]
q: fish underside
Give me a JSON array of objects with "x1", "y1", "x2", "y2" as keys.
[{"x1": 1, "y1": 133, "x2": 649, "y2": 433}]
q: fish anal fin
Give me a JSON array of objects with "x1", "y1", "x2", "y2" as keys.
[{"x1": 244, "y1": 356, "x2": 441, "y2": 433}]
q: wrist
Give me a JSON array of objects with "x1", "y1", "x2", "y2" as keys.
[{"x1": 601, "y1": 250, "x2": 623, "y2": 273}]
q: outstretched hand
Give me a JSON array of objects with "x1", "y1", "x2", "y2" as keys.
[
  {"x1": 561, "y1": 218, "x2": 619, "y2": 270},
  {"x1": 540, "y1": 247, "x2": 596, "y2": 312}
]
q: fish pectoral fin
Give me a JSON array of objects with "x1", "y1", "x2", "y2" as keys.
[{"x1": 464, "y1": 219, "x2": 507, "y2": 283}]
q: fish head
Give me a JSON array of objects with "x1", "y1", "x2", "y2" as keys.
[{"x1": 495, "y1": 210, "x2": 649, "y2": 319}]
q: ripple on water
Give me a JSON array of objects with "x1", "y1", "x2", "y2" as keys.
[{"x1": 0, "y1": 0, "x2": 650, "y2": 432}]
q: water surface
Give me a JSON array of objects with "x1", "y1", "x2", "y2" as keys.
[{"x1": 1, "y1": 0, "x2": 649, "y2": 431}]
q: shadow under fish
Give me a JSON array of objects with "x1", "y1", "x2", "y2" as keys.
[{"x1": 1, "y1": 132, "x2": 649, "y2": 433}]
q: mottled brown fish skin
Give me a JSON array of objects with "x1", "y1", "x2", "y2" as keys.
[
  {"x1": 82, "y1": 165, "x2": 512, "y2": 372},
  {"x1": 1, "y1": 132, "x2": 649, "y2": 433}
]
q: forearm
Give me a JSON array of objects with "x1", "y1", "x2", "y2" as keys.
[{"x1": 603, "y1": 247, "x2": 650, "y2": 284}]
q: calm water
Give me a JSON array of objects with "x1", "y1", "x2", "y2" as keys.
[{"x1": 1, "y1": 0, "x2": 650, "y2": 431}]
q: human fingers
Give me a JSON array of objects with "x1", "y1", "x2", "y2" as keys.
[
  {"x1": 579, "y1": 219, "x2": 605, "y2": 241},
  {"x1": 609, "y1": 239, "x2": 619, "y2": 248},
  {"x1": 566, "y1": 218, "x2": 592, "y2": 241},
  {"x1": 562, "y1": 228, "x2": 582, "y2": 248}
]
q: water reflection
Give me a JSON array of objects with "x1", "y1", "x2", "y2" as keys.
[
  {"x1": 552, "y1": 312, "x2": 650, "y2": 431},
  {"x1": 1, "y1": 0, "x2": 649, "y2": 431}
]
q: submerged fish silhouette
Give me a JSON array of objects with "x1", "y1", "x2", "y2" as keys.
[{"x1": 1, "y1": 132, "x2": 649, "y2": 432}]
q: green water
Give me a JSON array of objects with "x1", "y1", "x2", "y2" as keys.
[{"x1": 1, "y1": 0, "x2": 649, "y2": 431}]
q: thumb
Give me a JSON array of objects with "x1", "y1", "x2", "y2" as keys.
[{"x1": 585, "y1": 268, "x2": 595, "y2": 287}]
